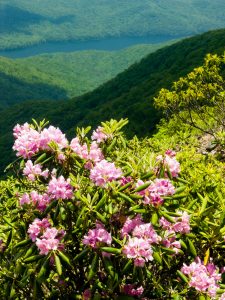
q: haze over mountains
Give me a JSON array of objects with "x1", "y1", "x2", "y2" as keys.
[{"x1": 1, "y1": 0, "x2": 225, "y2": 50}]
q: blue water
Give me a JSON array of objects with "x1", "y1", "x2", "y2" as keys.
[{"x1": 0, "y1": 35, "x2": 182, "y2": 59}]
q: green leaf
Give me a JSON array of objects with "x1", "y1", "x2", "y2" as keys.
[
  {"x1": 177, "y1": 270, "x2": 189, "y2": 283},
  {"x1": 103, "y1": 257, "x2": 114, "y2": 277},
  {"x1": 74, "y1": 248, "x2": 89, "y2": 262},
  {"x1": 95, "y1": 194, "x2": 107, "y2": 210},
  {"x1": 118, "y1": 182, "x2": 132, "y2": 192},
  {"x1": 55, "y1": 255, "x2": 62, "y2": 276},
  {"x1": 37, "y1": 257, "x2": 49, "y2": 283},
  {"x1": 117, "y1": 192, "x2": 135, "y2": 204},
  {"x1": 187, "y1": 238, "x2": 197, "y2": 257},
  {"x1": 88, "y1": 253, "x2": 99, "y2": 281},
  {"x1": 24, "y1": 244, "x2": 36, "y2": 259},
  {"x1": 198, "y1": 193, "x2": 208, "y2": 216},
  {"x1": 100, "y1": 247, "x2": 121, "y2": 255},
  {"x1": 153, "y1": 252, "x2": 162, "y2": 264},
  {"x1": 151, "y1": 212, "x2": 158, "y2": 225},
  {"x1": 14, "y1": 239, "x2": 32, "y2": 249},
  {"x1": 6, "y1": 229, "x2": 13, "y2": 248},
  {"x1": 134, "y1": 182, "x2": 151, "y2": 193},
  {"x1": 24, "y1": 255, "x2": 45, "y2": 263},
  {"x1": 58, "y1": 251, "x2": 71, "y2": 266},
  {"x1": 44, "y1": 200, "x2": 58, "y2": 215},
  {"x1": 175, "y1": 186, "x2": 186, "y2": 194},
  {"x1": 34, "y1": 153, "x2": 47, "y2": 164},
  {"x1": 122, "y1": 259, "x2": 132, "y2": 274},
  {"x1": 160, "y1": 211, "x2": 176, "y2": 223}
]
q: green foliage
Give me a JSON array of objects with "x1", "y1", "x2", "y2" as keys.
[
  {"x1": 154, "y1": 53, "x2": 225, "y2": 140},
  {"x1": 1, "y1": 0, "x2": 225, "y2": 50}
]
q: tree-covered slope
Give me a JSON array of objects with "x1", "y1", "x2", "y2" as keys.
[
  {"x1": 0, "y1": 29, "x2": 225, "y2": 174},
  {"x1": 1, "y1": 0, "x2": 225, "y2": 50},
  {"x1": 0, "y1": 43, "x2": 171, "y2": 109}
]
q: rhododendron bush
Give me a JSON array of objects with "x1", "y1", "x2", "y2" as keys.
[{"x1": 1, "y1": 119, "x2": 225, "y2": 299}]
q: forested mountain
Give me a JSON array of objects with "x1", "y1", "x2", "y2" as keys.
[
  {"x1": 1, "y1": 0, "x2": 225, "y2": 50},
  {"x1": 0, "y1": 29, "x2": 225, "y2": 175},
  {"x1": 0, "y1": 42, "x2": 173, "y2": 108}
]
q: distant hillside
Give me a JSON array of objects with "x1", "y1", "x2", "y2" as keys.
[
  {"x1": 1, "y1": 0, "x2": 225, "y2": 50},
  {"x1": 0, "y1": 43, "x2": 171, "y2": 109},
  {"x1": 1, "y1": 29, "x2": 225, "y2": 175}
]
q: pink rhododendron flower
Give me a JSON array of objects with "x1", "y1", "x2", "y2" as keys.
[
  {"x1": 19, "y1": 193, "x2": 30, "y2": 206},
  {"x1": 162, "y1": 233, "x2": 181, "y2": 254},
  {"x1": 35, "y1": 227, "x2": 65, "y2": 255},
  {"x1": 13, "y1": 123, "x2": 30, "y2": 138},
  {"x1": 47, "y1": 176, "x2": 73, "y2": 200},
  {"x1": 132, "y1": 223, "x2": 161, "y2": 244},
  {"x1": 30, "y1": 191, "x2": 51, "y2": 211},
  {"x1": 91, "y1": 126, "x2": 109, "y2": 143},
  {"x1": 121, "y1": 214, "x2": 143, "y2": 238},
  {"x1": 120, "y1": 176, "x2": 132, "y2": 186},
  {"x1": 13, "y1": 124, "x2": 40, "y2": 158},
  {"x1": 39, "y1": 126, "x2": 68, "y2": 150},
  {"x1": 20, "y1": 191, "x2": 51, "y2": 211},
  {"x1": 90, "y1": 159, "x2": 122, "y2": 187},
  {"x1": 181, "y1": 258, "x2": 221, "y2": 297},
  {"x1": 123, "y1": 284, "x2": 144, "y2": 296},
  {"x1": 82, "y1": 222, "x2": 112, "y2": 248},
  {"x1": 159, "y1": 211, "x2": 190, "y2": 234},
  {"x1": 82, "y1": 289, "x2": 92, "y2": 300},
  {"x1": 27, "y1": 218, "x2": 51, "y2": 241},
  {"x1": 57, "y1": 152, "x2": 66, "y2": 162},
  {"x1": 149, "y1": 178, "x2": 175, "y2": 197},
  {"x1": 70, "y1": 138, "x2": 104, "y2": 168},
  {"x1": 23, "y1": 160, "x2": 49, "y2": 181},
  {"x1": 156, "y1": 150, "x2": 180, "y2": 178},
  {"x1": 88, "y1": 142, "x2": 104, "y2": 163},
  {"x1": 123, "y1": 237, "x2": 153, "y2": 267},
  {"x1": 136, "y1": 178, "x2": 175, "y2": 206},
  {"x1": 220, "y1": 293, "x2": 225, "y2": 300},
  {"x1": 36, "y1": 237, "x2": 60, "y2": 255},
  {"x1": 70, "y1": 137, "x2": 89, "y2": 159}
]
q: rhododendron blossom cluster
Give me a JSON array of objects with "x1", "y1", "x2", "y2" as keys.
[
  {"x1": 123, "y1": 284, "x2": 144, "y2": 296},
  {"x1": 70, "y1": 138, "x2": 104, "y2": 169},
  {"x1": 159, "y1": 211, "x2": 191, "y2": 234},
  {"x1": 19, "y1": 174, "x2": 73, "y2": 210},
  {"x1": 13, "y1": 124, "x2": 68, "y2": 158},
  {"x1": 90, "y1": 159, "x2": 122, "y2": 187},
  {"x1": 123, "y1": 236, "x2": 154, "y2": 267},
  {"x1": 91, "y1": 126, "x2": 109, "y2": 143},
  {"x1": 28, "y1": 218, "x2": 64, "y2": 255},
  {"x1": 47, "y1": 176, "x2": 73, "y2": 200},
  {"x1": 13, "y1": 123, "x2": 41, "y2": 158},
  {"x1": 156, "y1": 150, "x2": 181, "y2": 178},
  {"x1": 20, "y1": 191, "x2": 51, "y2": 211},
  {"x1": 122, "y1": 217, "x2": 161, "y2": 267},
  {"x1": 28, "y1": 218, "x2": 51, "y2": 242},
  {"x1": 83, "y1": 222, "x2": 112, "y2": 249},
  {"x1": 23, "y1": 160, "x2": 49, "y2": 181},
  {"x1": 181, "y1": 258, "x2": 222, "y2": 298},
  {"x1": 121, "y1": 214, "x2": 144, "y2": 238},
  {"x1": 136, "y1": 178, "x2": 175, "y2": 206},
  {"x1": 39, "y1": 126, "x2": 68, "y2": 150}
]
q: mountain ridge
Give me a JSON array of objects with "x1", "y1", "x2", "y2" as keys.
[{"x1": 0, "y1": 29, "x2": 225, "y2": 174}]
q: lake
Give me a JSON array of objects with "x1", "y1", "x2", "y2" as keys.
[{"x1": 0, "y1": 35, "x2": 183, "y2": 59}]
